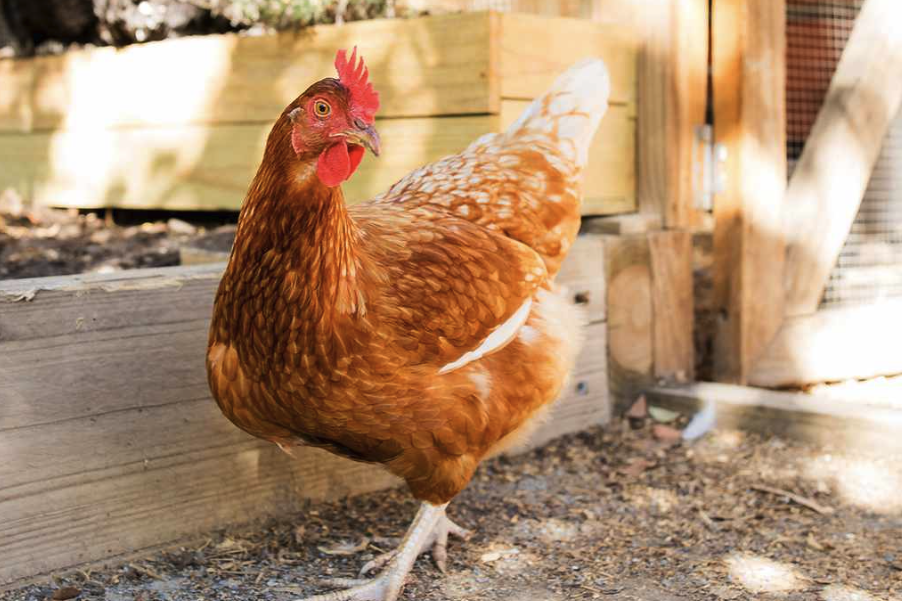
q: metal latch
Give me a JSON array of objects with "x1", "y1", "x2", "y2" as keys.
[{"x1": 692, "y1": 124, "x2": 728, "y2": 211}]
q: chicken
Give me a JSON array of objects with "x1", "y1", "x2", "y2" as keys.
[{"x1": 206, "y1": 48, "x2": 611, "y2": 601}]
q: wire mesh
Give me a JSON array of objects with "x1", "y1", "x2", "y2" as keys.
[{"x1": 786, "y1": 0, "x2": 902, "y2": 307}]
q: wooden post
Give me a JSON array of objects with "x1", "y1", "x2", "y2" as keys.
[
  {"x1": 636, "y1": 0, "x2": 709, "y2": 229},
  {"x1": 711, "y1": 0, "x2": 787, "y2": 383},
  {"x1": 781, "y1": 0, "x2": 902, "y2": 317}
]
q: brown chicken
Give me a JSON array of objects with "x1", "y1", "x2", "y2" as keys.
[{"x1": 207, "y1": 48, "x2": 610, "y2": 601}]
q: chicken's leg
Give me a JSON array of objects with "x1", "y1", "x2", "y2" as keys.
[{"x1": 297, "y1": 502, "x2": 469, "y2": 601}]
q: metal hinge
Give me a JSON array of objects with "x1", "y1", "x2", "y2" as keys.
[{"x1": 692, "y1": 125, "x2": 728, "y2": 211}]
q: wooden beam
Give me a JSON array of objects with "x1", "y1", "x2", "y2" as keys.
[
  {"x1": 749, "y1": 300, "x2": 902, "y2": 388},
  {"x1": 712, "y1": 0, "x2": 787, "y2": 383},
  {"x1": 0, "y1": 242, "x2": 608, "y2": 586},
  {"x1": 636, "y1": 0, "x2": 709, "y2": 228},
  {"x1": 646, "y1": 382, "x2": 902, "y2": 454},
  {"x1": 648, "y1": 231, "x2": 694, "y2": 381},
  {"x1": 781, "y1": 0, "x2": 902, "y2": 317}
]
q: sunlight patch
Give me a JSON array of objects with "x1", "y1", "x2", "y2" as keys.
[
  {"x1": 725, "y1": 554, "x2": 805, "y2": 593},
  {"x1": 804, "y1": 454, "x2": 902, "y2": 514}
]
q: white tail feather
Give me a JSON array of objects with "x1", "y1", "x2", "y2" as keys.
[{"x1": 505, "y1": 59, "x2": 611, "y2": 167}]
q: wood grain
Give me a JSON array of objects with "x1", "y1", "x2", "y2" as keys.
[
  {"x1": 648, "y1": 231, "x2": 694, "y2": 380},
  {"x1": 498, "y1": 12, "x2": 637, "y2": 108},
  {"x1": 781, "y1": 0, "x2": 902, "y2": 317},
  {"x1": 635, "y1": 0, "x2": 708, "y2": 227},
  {"x1": 711, "y1": 0, "x2": 787, "y2": 383},
  {"x1": 0, "y1": 242, "x2": 608, "y2": 586}
]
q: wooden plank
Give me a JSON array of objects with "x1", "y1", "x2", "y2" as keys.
[
  {"x1": 498, "y1": 13, "x2": 637, "y2": 109},
  {"x1": 781, "y1": 0, "x2": 902, "y2": 317},
  {"x1": 648, "y1": 231, "x2": 694, "y2": 381},
  {"x1": 635, "y1": 0, "x2": 708, "y2": 227},
  {"x1": 0, "y1": 244, "x2": 608, "y2": 585},
  {"x1": 11, "y1": 116, "x2": 493, "y2": 211},
  {"x1": 2, "y1": 11, "x2": 641, "y2": 133},
  {"x1": 0, "y1": 58, "x2": 34, "y2": 133},
  {"x1": 556, "y1": 234, "x2": 607, "y2": 324},
  {"x1": 749, "y1": 300, "x2": 902, "y2": 388},
  {"x1": 9, "y1": 13, "x2": 495, "y2": 132},
  {"x1": 500, "y1": 101, "x2": 636, "y2": 216},
  {"x1": 9, "y1": 108, "x2": 635, "y2": 214},
  {"x1": 712, "y1": 0, "x2": 787, "y2": 383},
  {"x1": 647, "y1": 382, "x2": 902, "y2": 454}
]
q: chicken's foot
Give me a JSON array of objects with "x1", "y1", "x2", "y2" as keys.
[{"x1": 297, "y1": 502, "x2": 470, "y2": 601}]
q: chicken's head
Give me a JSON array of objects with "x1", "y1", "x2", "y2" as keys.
[{"x1": 287, "y1": 47, "x2": 381, "y2": 188}]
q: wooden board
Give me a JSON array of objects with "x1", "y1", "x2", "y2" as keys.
[
  {"x1": 498, "y1": 12, "x2": 637, "y2": 109},
  {"x1": 0, "y1": 12, "x2": 636, "y2": 133},
  {"x1": 749, "y1": 300, "x2": 902, "y2": 388},
  {"x1": 500, "y1": 101, "x2": 636, "y2": 215},
  {"x1": 0, "y1": 243, "x2": 608, "y2": 586},
  {"x1": 3, "y1": 105, "x2": 635, "y2": 213},
  {"x1": 648, "y1": 231, "x2": 694, "y2": 380},
  {"x1": 647, "y1": 382, "x2": 902, "y2": 454},
  {"x1": 711, "y1": 0, "x2": 787, "y2": 383},
  {"x1": 781, "y1": 0, "x2": 902, "y2": 317}
]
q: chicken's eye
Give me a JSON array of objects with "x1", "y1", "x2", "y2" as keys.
[{"x1": 313, "y1": 100, "x2": 332, "y2": 118}]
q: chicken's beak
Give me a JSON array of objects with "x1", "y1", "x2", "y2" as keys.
[{"x1": 342, "y1": 125, "x2": 381, "y2": 157}]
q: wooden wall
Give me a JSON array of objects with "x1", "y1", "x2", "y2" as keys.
[
  {"x1": 0, "y1": 12, "x2": 637, "y2": 216},
  {"x1": 0, "y1": 233, "x2": 609, "y2": 588}
]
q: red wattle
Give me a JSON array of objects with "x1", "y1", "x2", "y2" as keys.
[
  {"x1": 348, "y1": 144, "x2": 365, "y2": 174},
  {"x1": 317, "y1": 141, "x2": 351, "y2": 187}
]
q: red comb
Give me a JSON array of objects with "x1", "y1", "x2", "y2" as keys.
[{"x1": 335, "y1": 47, "x2": 380, "y2": 124}]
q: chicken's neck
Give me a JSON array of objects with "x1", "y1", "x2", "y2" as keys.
[{"x1": 229, "y1": 158, "x2": 368, "y2": 323}]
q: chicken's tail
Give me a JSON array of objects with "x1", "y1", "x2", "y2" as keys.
[{"x1": 504, "y1": 58, "x2": 610, "y2": 169}]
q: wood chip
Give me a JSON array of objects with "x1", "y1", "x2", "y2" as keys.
[
  {"x1": 751, "y1": 484, "x2": 835, "y2": 515},
  {"x1": 317, "y1": 537, "x2": 370, "y2": 556},
  {"x1": 51, "y1": 586, "x2": 81, "y2": 600}
]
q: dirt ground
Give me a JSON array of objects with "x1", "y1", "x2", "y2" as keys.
[
  {"x1": 4, "y1": 418, "x2": 901, "y2": 601},
  {"x1": 0, "y1": 196, "x2": 235, "y2": 280}
]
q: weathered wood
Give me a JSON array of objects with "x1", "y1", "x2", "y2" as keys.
[
  {"x1": 3, "y1": 116, "x2": 494, "y2": 211},
  {"x1": 635, "y1": 0, "x2": 708, "y2": 227},
  {"x1": 2, "y1": 103, "x2": 635, "y2": 214},
  {"x1": 712, "y1": 0, "x2": 787, "y2": 383},
  {"x1": 749, "y1": 300, "x2": 902, "y2": 388},
  {"x1": 498, "y1": 13, "x2": 637, "y2": 108},
  {"x1": 648, "y1": 231, "x2": 694, "y2": 381},
  {"x1": 0, "y1": 12, "x2": 636, "y2": 134},
  {"x1": 781, "y1": 0, "x2": 902, "y2": 317},
  {"x1": 556, "y1": 234, "x2": 607, "y2": 324},
  {"x1": 0, "y1": 242, "x2": 608, "y2": 586},
  {"x1": 647, "y1": 382, "x2": 902, "y2": 454},
  {"x1": 500, "y1": 101, "x2": 636, "y2": 216}
]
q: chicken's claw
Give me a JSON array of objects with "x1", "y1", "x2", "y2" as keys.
[{"x1": 295, "y1": 502, "x2": 469, "y2": 601}]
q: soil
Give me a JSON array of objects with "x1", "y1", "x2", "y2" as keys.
[
  {"x1": 0, "y1": 197, "x2": 236, "y2": 280},
  {"x1": 4, "y1": 418, "x2": 901, "y2": 601}
]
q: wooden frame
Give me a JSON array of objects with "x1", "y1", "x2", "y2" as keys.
[
  {"x1": 712, "y1": 0, "x2": 902, "y2": 386},
  {"x1": 0, "y1": 234, "x2": 608, "y2": 588},
  {"x1": 0, "y1": 11, "x2": 637, "y2": 216}
]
